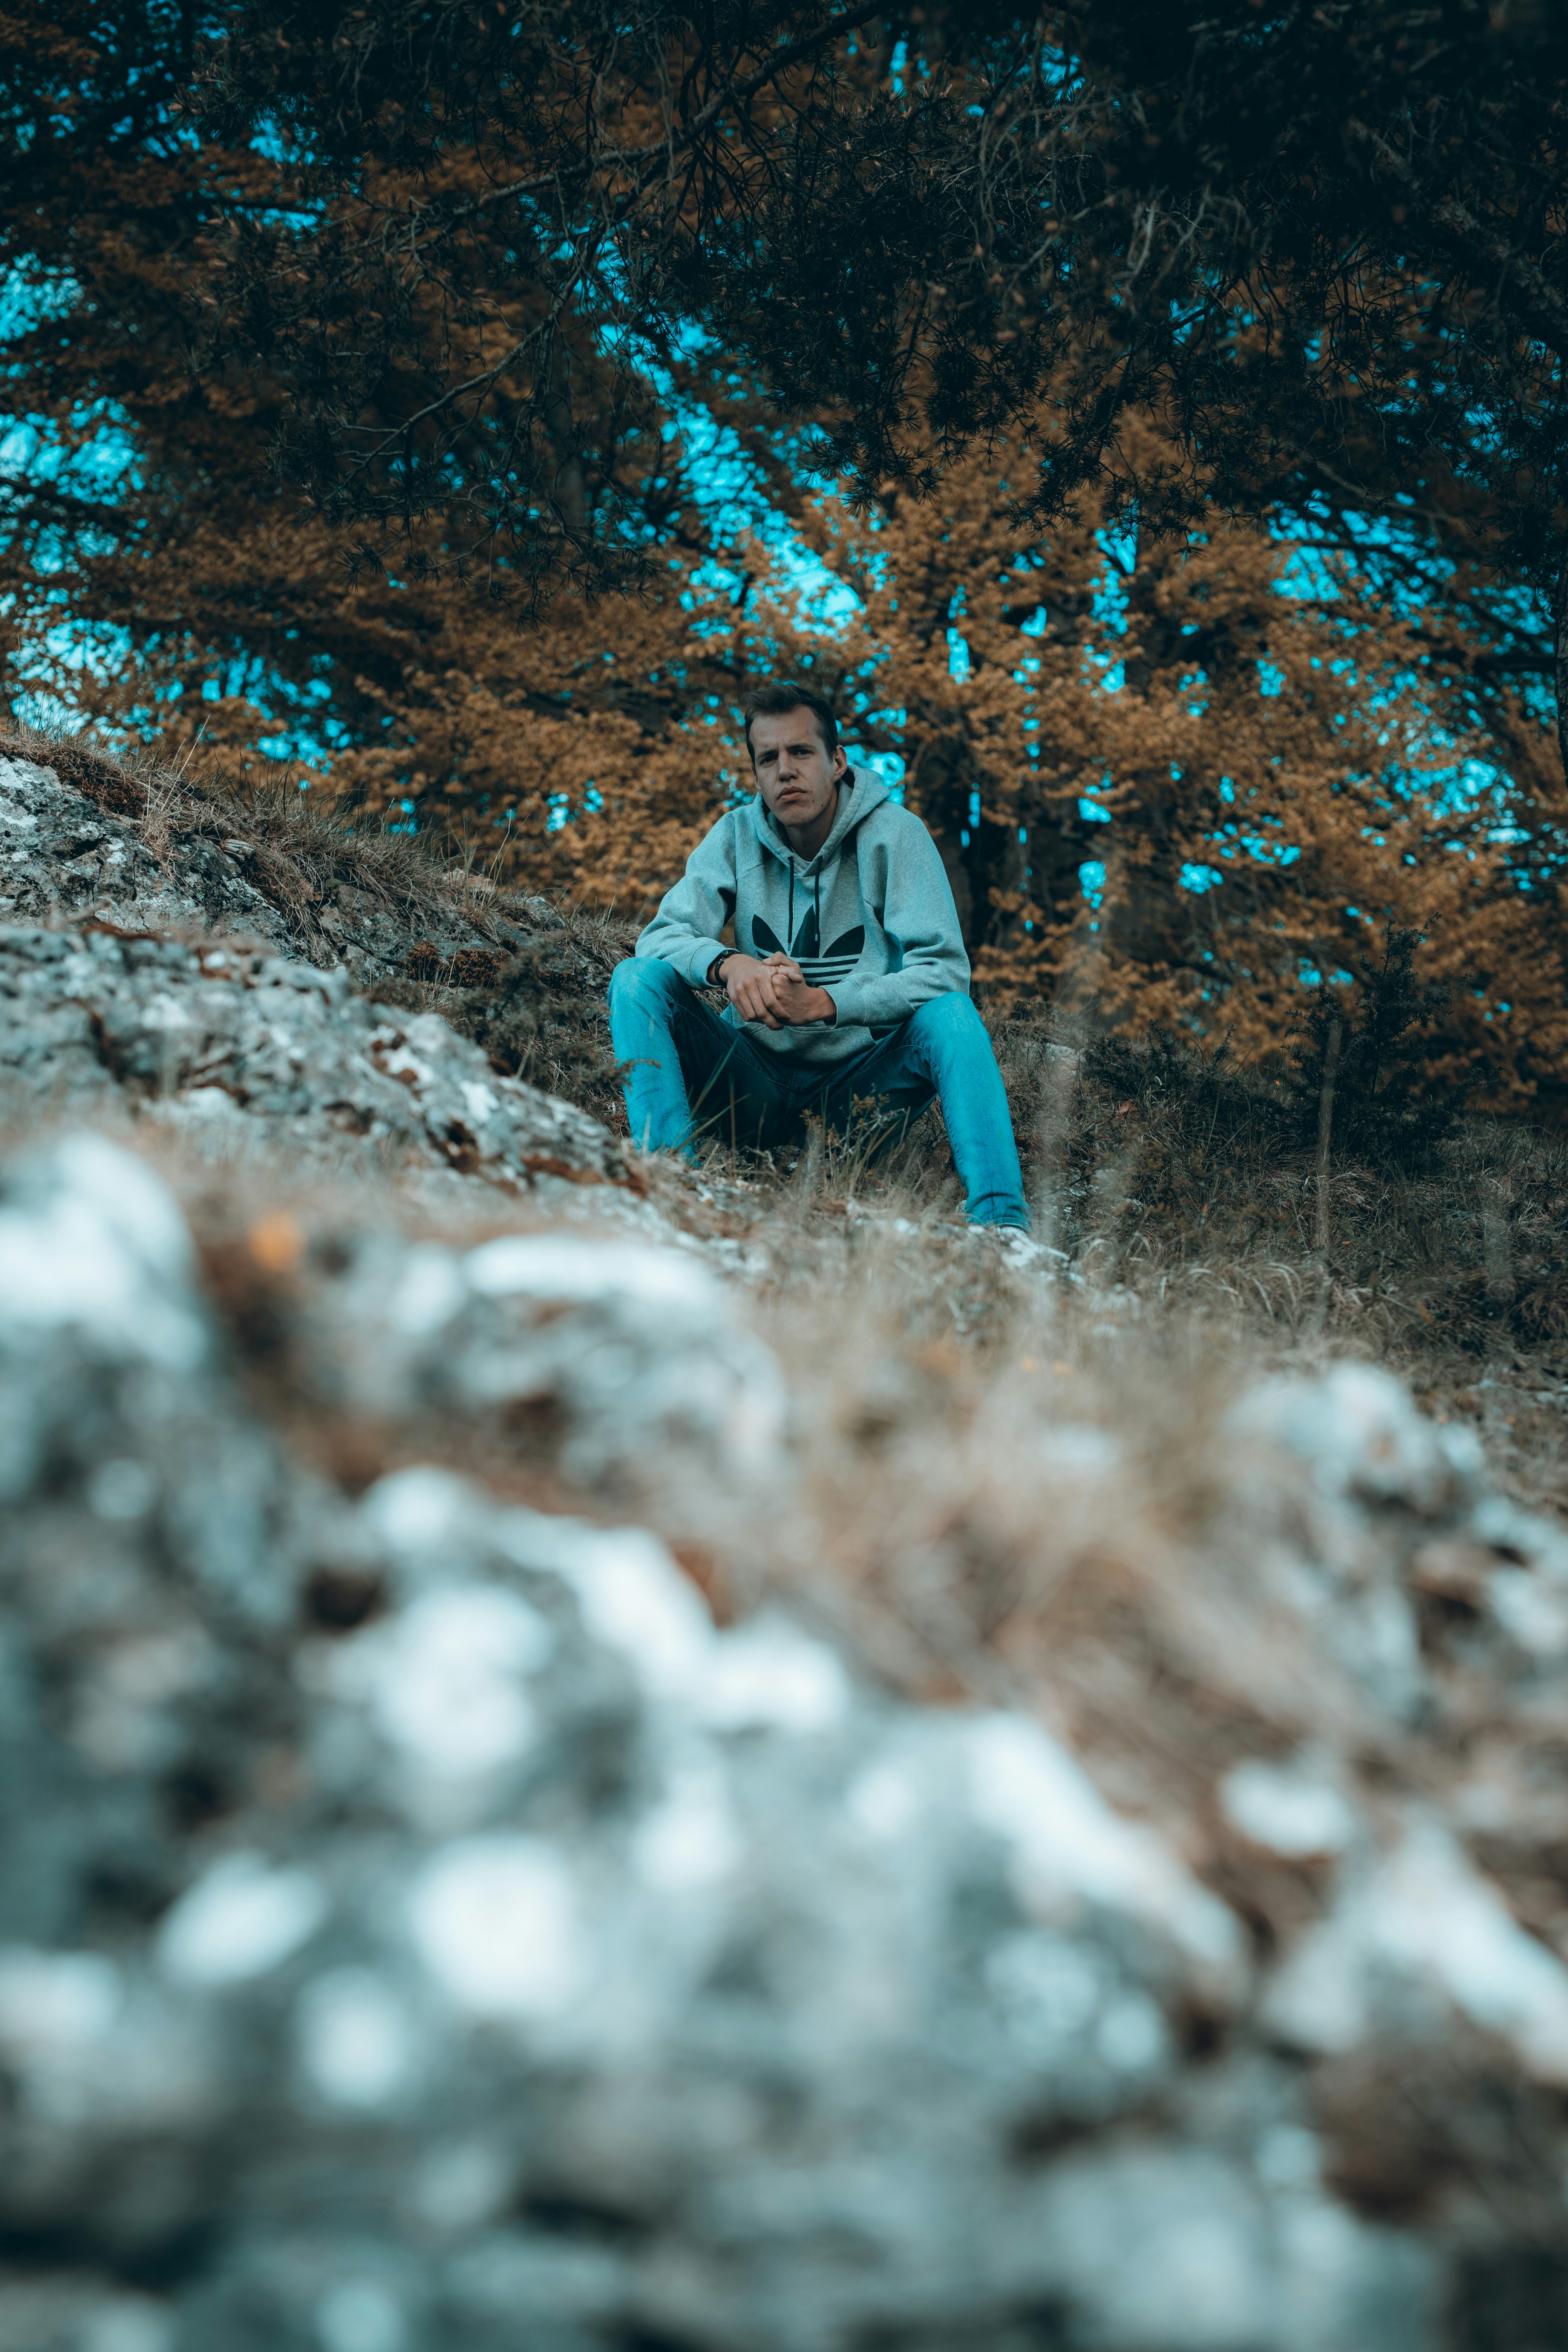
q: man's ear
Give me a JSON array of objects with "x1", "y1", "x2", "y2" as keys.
[{"x1": 831, "y1": 743, "x2": 848, "y2": 779}]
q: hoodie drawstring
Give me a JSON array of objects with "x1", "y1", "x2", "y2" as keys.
[{"x1": 784, "y1": 856, "x2": 823, "y2": 964}]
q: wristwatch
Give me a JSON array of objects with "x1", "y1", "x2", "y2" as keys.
[{"x1": 708, "y1": 950, "x2": 739, "y2": 985}]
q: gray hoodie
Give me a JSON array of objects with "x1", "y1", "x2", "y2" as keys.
[{"x1": 634, "y1": 769, "x2": 970, "y2": 1066}]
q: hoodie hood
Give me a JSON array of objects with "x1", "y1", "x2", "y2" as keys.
[{"x1": 747, "y1": 766, "x2": 893, "y2": 874}]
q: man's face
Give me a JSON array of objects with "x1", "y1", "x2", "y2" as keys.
[{"x1": 749, "y1": 707, "x2": 847, "y2": 833}]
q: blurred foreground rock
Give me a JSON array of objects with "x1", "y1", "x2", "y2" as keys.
[{"x1": 6, "y1": 1134, "x2": 1568, "y2": 2351}]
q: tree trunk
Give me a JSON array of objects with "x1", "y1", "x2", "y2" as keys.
[
  {"x1": 544, "y1": 337, "x2": 587, "y2": 540},
  {"x1": 1482, "y1": 1172, "x2": 1515, "y2": 1306},
  {"x1": 1314, "y1": 1016, "x2": 1342, "y2": 1255},
  {"x1": 1554, "y1": 544, "x2": 1568, "y2": 787}
]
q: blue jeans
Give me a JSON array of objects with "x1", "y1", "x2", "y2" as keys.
[{"x1": 608, "y1": 959, "x2": 1031, "y2": 1228}]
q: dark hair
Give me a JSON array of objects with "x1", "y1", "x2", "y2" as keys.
[{"x1": 742, "y1": 679, "x2": 839, "y2": 763}]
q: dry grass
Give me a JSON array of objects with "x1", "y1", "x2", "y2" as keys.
[
  {"x1": 759, "y1": 1252, "x2": 1343, "y2": 1792},
  {"x1": 676, "y1": 1012, "x2": 1568, "y2": 1516},
  {"x1": 374, "y1": 902, "x2": 640, "y2": 1131}
]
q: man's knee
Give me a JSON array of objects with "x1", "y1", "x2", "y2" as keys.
[
  {"x1": 907, "y1": 992, "x2": 986, "y2": 1049},
  {"x1": 609, "y1": 956, "x2": 687, "y2": 1015}
]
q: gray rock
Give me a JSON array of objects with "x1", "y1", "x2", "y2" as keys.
[
  {"x1": 0, "y1": 753, "x2": 295, "y2": 949},
  {"x1": 0, "y1": 748, "x2": 584, "y2": 993},
  {"x1": 1230, "y1": 1360, "x2": 1568, "y2": 1716},
  {"x1": 2, "y1": 1135, "x2": 1554, "y2": 2352},
  {"x1": 266, "y1": 1224, "x2": 787, "y2": 1495},
  {"x1": 0, "y1": 928, "x2": 636, "y2": 1203}
]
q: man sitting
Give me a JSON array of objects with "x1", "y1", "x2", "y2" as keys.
[{"x1": 608, "y1": 679, "x2": 1031, "y2": 1230}]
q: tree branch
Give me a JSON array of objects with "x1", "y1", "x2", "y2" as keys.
[
  {"x1": 1342, "y1": 116, "x2": 1568, "y2": 356},
  {"x1": 411, "y1": 0, "x2": 893, "y2": 230}
]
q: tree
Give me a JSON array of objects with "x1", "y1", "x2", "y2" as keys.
[
  {"x1": 14, "y1": 4, "x2": 1568, "y2": 712},
  {"x1": 0, "y1": 0, "x2": 721, "y2": 760},
  {"x1": 178, "y1": 2, "x2": 1568, "y2": 763}
]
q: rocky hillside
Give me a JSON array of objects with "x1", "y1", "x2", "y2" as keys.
[
  {"x1": 0, "y1": 735, "x2": 636, "y2": 1151},
  {"x1": 5, "y1": 736, "x2": 1568, "y2": 2351}
]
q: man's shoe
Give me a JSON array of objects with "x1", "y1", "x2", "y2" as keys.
[{"x1": 971, "y1": 1225, "x2": 1065, "y2": 1272}]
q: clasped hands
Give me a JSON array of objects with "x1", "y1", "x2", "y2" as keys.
[{"x1": 713, "y1": 950, "x2": 835, "y2": 1029}]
